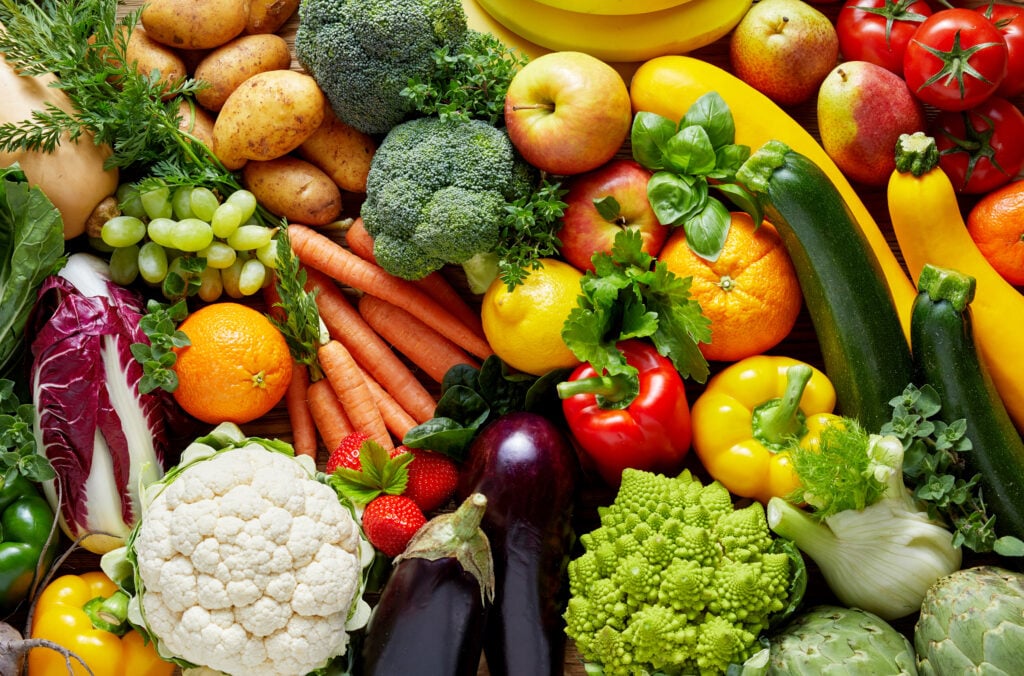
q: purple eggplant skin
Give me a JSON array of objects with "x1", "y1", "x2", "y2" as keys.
[
  {"x1": 360, "y1": 556, "x2": 487, "y2": 676},
  {"x1": 456, "y1": 411, "x2": 579, "y2": 676}
]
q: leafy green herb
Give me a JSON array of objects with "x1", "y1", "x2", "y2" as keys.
[
  {"x1": 327, "y1": 440, "x2": 414, "y2": 505},
  {"x1": 495, "y1": 175, "x2": 568, "y2": 290},
  {"x1": 0, "y1": 378, "x2": 55, "y2": 483},
  {"x1": 561, "y1": 228, "x2": 711, "y2": 402},
  {"x1": 131, "y1": 299, "x2": 190, "y2": 394},
  {"x1": 268, "y1": 227, "x2": 325, "y2": 381},
  {"x1": 630, "y1": 92, "x2": 761, "y2": 261},
  {"x1": 882, "y1": 383, "x2": 1024, "y2": 557},
  {"x1": 401, "y1": 31, "x2": 529, "y2": 126}
]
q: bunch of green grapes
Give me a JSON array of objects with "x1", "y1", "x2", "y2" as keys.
[{"x1": 97, "y1": 181, "x2": 279, "y2": 302}]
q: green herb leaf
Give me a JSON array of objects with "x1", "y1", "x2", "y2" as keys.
[
  {"x1": 268, "y1": 226, "x2": 325, "y2": 380},
  {"x1": 496, "y1": 175, "x2": 567, "y2": 290},
  {"x1": 0, "y1": 378, "x2": 55, "y2": 483},
  {"x1": 134, "y1": 299, "x2": 190, "y2": 394},
  {"x1": 630, "y1": 111, "x2": 678, "y2": 170}
]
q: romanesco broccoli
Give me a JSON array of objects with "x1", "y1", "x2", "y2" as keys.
[
  {"x1": 360, "y1": 116, "x2": 534, "y2": 281},
  {"x1": 565, "y1": 468, "x2": 799, "y2": 676}
]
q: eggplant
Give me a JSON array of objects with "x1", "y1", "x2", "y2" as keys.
[
  {"x1": 456, "y1": 411, "x2": 578, "y2": 676},
  {"x1": 361, "y1": 493, "x2": 494, "y2": 676}
]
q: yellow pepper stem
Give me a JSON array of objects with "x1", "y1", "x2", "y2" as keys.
[{"x1": 752, "y1": 364, "x2": 812, "y2": 449}]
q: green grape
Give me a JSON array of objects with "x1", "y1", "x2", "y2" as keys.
[
  {"x1": 147, "y1": 218, "x2": 178, "y2": 248},
  {"x1": 138, "y1": 241, "x2": 169, "y2": 284},
  {"x1": 109, "y1": 245, "x2": 140, "y2": 285},
  {"x1": 101, "y1": 215, "x2": 147, "y2": 248},
  {"x1": 238, "y1": 258, "x2": 267, "y2": 296},
  {"x1": 140, "y1": 183, "x2": 172, "y2": 220},
  {"x1": 171, "y1": 186, "x2": 194, "y2": 220},
  {"x1": 88, "y1": 236, "x2": 115, "y2": 254},
  {"x1": 173, "y1": 218, "x2": 215, "y2": 252},
  {"x1": 199, "y1": 241, "x2": 237, "y2": 269},
  {"x1": 211, "y1": 202, "x2": 243, "y2": 239},
  {"x1": 226, "y1": 224, "x2": 274, "y2": 251},
  {"x1": 225, "y1": 189, "x2": 257, "y2": 222},
  {"x1": 255, "y1": 238, "x2": 279, "y2": 269},
  {"x1": 220, "y1": 257, "x2": 245, "y2": 298},
  {"x1": 190, "y1": 187, "x2": 220, "y2": 222},
  {"x1": 197, "y1": 265, "x2": 223, "y2": 303},
  {"x1": 116, "y1": 184, "x2": 146, "y2": 220}
]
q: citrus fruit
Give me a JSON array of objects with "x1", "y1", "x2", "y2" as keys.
[
  {"x1": 173, "y1": 302, "x2": 293, "y2": 424},
  {"x1": 659, "y1": 212, "x2": 802, "y2": 362},
  {"x1": 481, "y1": 258, "x2": 584, "y2": 376},
  {"x1": 967, "y1": 179, "x2": 1024, "y2": 286}
]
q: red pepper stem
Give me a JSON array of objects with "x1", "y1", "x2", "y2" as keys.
[
  {"x1": 753, "y1": 364, "x2": 812, "y2": 448},
  {"x1": 556, "y1": 374, "x2": 634, "y2": 405}
]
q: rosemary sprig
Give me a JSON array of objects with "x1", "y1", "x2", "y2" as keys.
[{"x1": 268, "y1": 227, "x2": 326, "y2": 381}]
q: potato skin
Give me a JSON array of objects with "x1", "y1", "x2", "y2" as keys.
[
  {"x1": 141, "y1": 0, "x2": 247, "y2": 50},
  {"x1": 299, "y1": 108, "x2": 377, "y2": 194},
  {"x1": 126, "y1": 26, "x2": 187, "y2": 99},
  {"x1": 195, "y1": 34, "x2": 292, "y2": 112},
  {"x1": 246, "y1": 0, "x2": 301, "y2": 35},
  {"x1": 212, "y1": 70, "x2": 326, "y2": 171},
  {"x1": 242, "y1": 155, "x2": 343, "y2": 226}
]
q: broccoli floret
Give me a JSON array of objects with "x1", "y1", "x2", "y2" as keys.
[
  {"x1": 360, "y1": 116, "x2": 534, "y2": 281},
  {"x1": 565, "y1": 468, "x2": 799, "y2": 676},
  {"x1": 294, "y1": 0, "x2": 467, "y2": 135}
]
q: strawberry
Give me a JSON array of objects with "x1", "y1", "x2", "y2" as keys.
[
  {"x1": 361, "y1": 494, "x2": 426, "y2": 558},
  {"x1": 325, "y1": 431, "x2": 371, "y2": 474},
  {"x1": 392, "y1": 446, "x2": 459, "y2": 513}
]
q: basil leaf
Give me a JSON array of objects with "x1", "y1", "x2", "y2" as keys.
[
  {"x1": 630, "y1": 111, "x2": 678, "y2": 170},
  {"x1": 647, "y1": 171, "x2": 703, "y2": 226},
  {"x1": 665, "y1": 125, "x2": 717, "y2": 176},
  {"x1": 681, "y1": 91, "x2": 736, "y2": 149},
  {"x1": 715, "y1": 182, "x2": 764, "y2": 227},
  {"x1": 684, "y1": 198, "x2": 732, "y2": 262},
  {"x1": 711, "y1": 143, "x2": 752, "y2": 179}
]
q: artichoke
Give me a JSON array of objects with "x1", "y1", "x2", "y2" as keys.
[
  {"x1": 767, "y1": 605, "x2": 918, "y2": 675},
  {"x1": 915, "y1": 566, "x2": 1024, "y2": 676}
]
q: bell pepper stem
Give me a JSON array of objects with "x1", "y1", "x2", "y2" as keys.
[
  {"x1": 557, "y1": 373, "x2": 635, "y2": 405},
  {"x1": 83, "y1": 589, "x2": 130, "y2": 636},
  {"x1": 754, "y1": 364, "x2": 812, "y2": 447}
]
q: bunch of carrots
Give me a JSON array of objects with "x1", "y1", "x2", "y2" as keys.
[{"x1": 265, "y1": 219, "x2": 491, "y2": 460}]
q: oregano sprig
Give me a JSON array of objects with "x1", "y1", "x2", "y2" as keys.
[{"x1": 132, "y1": 299, "x2": 190, "y2": 394}]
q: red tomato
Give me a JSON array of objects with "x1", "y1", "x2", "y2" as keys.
[
  {"x1": 904, "y1": 8, "x2": 1008, "y2": 111},
  {"x1": 976, "y1": 3, "x2": 1024, "y2": 98},
  {"x1": 931, "y1": 96, "x2": 1024, "y2": 194},
  {"x1": 837, "y1": 0, "x2": 933, "y2": 75}
]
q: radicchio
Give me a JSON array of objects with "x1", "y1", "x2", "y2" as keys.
[{"x1": 29, "y1": 253, "x2": 172, "y2": 554}]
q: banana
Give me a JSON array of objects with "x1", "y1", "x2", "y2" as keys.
[
  {"x1": 531, "y1": 0, "x2": 694, "y2": 16},
  {"x1": 474, "y1": 0, "x2": 753, "y2": 63}
]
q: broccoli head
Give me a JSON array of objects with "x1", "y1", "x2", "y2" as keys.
[
  {"x1": 360, "y1": 116, "x2": 534, "y2": 281},
  {"x1": 564, "y1": 468, "x2": 800, "y2": 675},
  {"x1": 294, "y1": 0, "x2": 467, "y2": 135}
]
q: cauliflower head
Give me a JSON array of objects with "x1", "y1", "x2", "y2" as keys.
[
  {"x1": 108, "y1": 424, "x2": 369, "y2": 676},
  {"x1": 564, "y1": 468, "x2": 801, "y2": 676}
]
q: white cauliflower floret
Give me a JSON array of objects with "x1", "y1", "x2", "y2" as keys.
[{"x1": 131, "y1": 444, "x2": 364, "y2": 676}]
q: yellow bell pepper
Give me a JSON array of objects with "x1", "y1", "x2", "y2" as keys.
[
  {"x1": 29, "y1": 571, "x2": 174, "y2": 676},
  {"x1": 691, "y1": 355, "x2": 841, "y2": 504}
]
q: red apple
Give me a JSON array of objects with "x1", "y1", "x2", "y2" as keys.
[
  {"x1": 557, "y1": 159, "x2": 669, "y2": 272},
  {"x1": 504, "y1": 51, "x2": 632, "y2": 176}
]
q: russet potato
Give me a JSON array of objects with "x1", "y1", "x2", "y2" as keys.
[
  {"x1": 242, "y1": 155, "x2": 343, "y2": 226},
  {"x1": 298, "y1": 108, "x2": 377, "y2": 194},
  {"x1": 212, "y1": 69, "x2": 326, "y2": 171},
  {"x1": 194, "y1": 34, "x2": 292, "y2": 112}
]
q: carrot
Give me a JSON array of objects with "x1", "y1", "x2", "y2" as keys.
[
  {"x1": 304, "y1": 267, "x2": 437, "y2": 423},
  {"x1": 359, "y1": 293, "x2": 479, "y2": 383},
  {"x1": 289, "y1": 223, "x2": 494, "y2": 360},
  {"x1": 360, "y1": 366, "x2": 418, "y2": 441},
  {"x1": 306, "y1": 377, "x2": 354, "y2": 453},
  {"x1": 345, "y1": 217, "x2": 487, "y2": 340},
  {"x1": 318, "y1": 339, "x2": 393, "y2": 450},
  {"x1": 286, "y1": 364, "x2": 318, "y2": 458}
]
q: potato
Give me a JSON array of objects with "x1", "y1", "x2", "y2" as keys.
[
  {"x1": 194, "y1": 35, "x2": 292, "y2": 112},
  {"x1": 125, "y1": 26, "x2": 187, "y2": 99},
  {"x1": 212, "y1": 70, "x2": 326, "y2": 171},
  {"x1": 141, "y1": 0, "x2": 247, "y2": 50},
  {"x1": 242, "y1": 156, "x2": 343, "y2": 226},
  {"x1": 246, "y1": 0, "x2": 301, "y2": 35},
  {"x1": 176, "y1": 98, "x2": 216, "y2": 151},
  {"x1": 298, "y1": 108, "x2": 377, "y2": 194}
]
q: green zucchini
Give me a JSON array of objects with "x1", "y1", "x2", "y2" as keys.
[
  {"x1": 910, "y1": 264, "x2": 1024, "y2": 542},
  {"x1": 736, "y1": 140, "x2": 914, "y2": 431}
]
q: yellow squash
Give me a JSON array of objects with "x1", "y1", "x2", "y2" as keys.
[
  {"x1": 888, "y1": 149, "x2": 1024, "y2": 434},
  {"x1": 473, "y1": 0, "x2": 751, "y2": 63},
  {"x1": 531, "y1": 0, "x2": 693, "y2": 15},
  {"x1": 630, "y1": 55, "x2": 918, "y2": 339}
]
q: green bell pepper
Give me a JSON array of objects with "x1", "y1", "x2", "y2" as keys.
[{"x1": 0, "y1": 471, "x2": 57, "y2": 609}]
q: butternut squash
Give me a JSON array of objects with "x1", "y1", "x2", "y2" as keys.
[
  {"x1": 0, "y1": 53, "x2": 119, "y2": 239},
  {"x1": 888, "y1": 135, "x2": 1024, "y2": 434},
  {"x1": 629, "y1": 55, "x2": 917, "y2": 338}
]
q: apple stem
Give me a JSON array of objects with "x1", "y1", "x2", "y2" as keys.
[{"x1": 511, "y1": 103, "x2": 556, "y2": 112}]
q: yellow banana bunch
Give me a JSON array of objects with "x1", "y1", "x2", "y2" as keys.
[
  {"x1": 531, "y1": 0, "x2": 693, "y2": 15},
  {"x1": 473, "y1": 0, "x2": 752, "y2": 62}
]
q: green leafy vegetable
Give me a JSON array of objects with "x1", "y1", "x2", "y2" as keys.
[
  {"x1": 132, "y1": 299, "x2": 190, "y2": 394},
  {"x1": 0, "y1": 378, "x2": 55, "y2": 484},
  {"x1": 561, "y1": 228, "x2": 711, "y2": 403},
  {"x1": 630, "y1": 92, "x2": 761, "y2": 261},
  {"x1": 0, "y1": 165, "x2": 64, "y2": 380},
  {"x1": 495, "y1": 175, "x2": 568, "y2": 290}
]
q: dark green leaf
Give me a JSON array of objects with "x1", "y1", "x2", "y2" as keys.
[
  {"x1": 679, "y1": 92, "x2": 735, "y2": 149},
  {"x1": 593, "y1": 195, "x2": 621, "y2": 222},
  {"x1": 684, "y1": 198, "x2": 732, "y2": 262},
  {"x1": 630, "y1": 111, "x2": 678, "y2": 170},
  {"x1": 647, "y1": 172, "x2": 703, "y2": 226},
  {"x1": 665, "y1": 125, "x2": 717, "y2": 176}
]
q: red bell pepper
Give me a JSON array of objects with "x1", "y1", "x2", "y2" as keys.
[{"x1": 556, "y1": 339, "x2": 692, "y2": 486}]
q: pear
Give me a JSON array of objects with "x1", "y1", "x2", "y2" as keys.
[{"x1": 817, "y1": 60, "x2": 926, "y2": 186}]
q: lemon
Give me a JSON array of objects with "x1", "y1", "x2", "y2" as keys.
[{"x1": 481, "y1": 259, "x2": 584, "y2": 376}]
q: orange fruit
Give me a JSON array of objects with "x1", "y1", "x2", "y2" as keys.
[
  {"x1": 173, "y1": 302, "x2": 293, "y2": 424},
  {"x1": 967, "y1": 180, "x2": 1024, "y2": 286},
  {"x1": 659, "y1": 212, "x2": 802, "y2": 362}
]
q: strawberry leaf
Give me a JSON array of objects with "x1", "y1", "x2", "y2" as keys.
[{"x1": 328, "y1": 440, "x2": 412, "y2": 505}]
